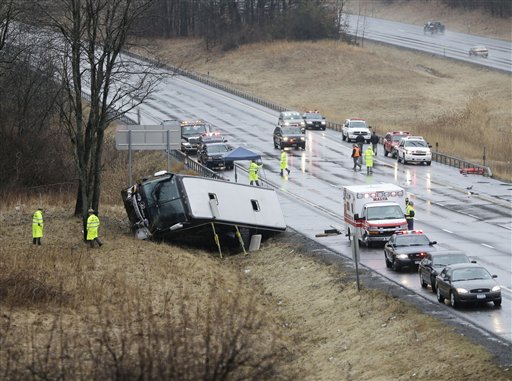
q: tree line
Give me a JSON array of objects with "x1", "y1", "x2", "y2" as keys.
[{"x1": 136, "y1": 0, "x2": 345, "y2": 49}]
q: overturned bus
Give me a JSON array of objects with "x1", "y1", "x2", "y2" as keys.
[{"x1": 121, "y1": 171, "x2": 287, "y2": 248}]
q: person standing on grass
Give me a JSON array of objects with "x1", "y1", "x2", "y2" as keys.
[
  {"x1": 86, "y1": 209, "x2": 102, "y2": 248},
  {"x1": 280, "y1": 149, "x2": 290, "y2": 176},
  {"x1": 364, "y1": 146, "x2": 375, "y2": 175},
  {"x1": 32, "y1": 208, "x2": 44, "y2": 245},
  {"x1": 370, "y1": 131, "x2": 379, "y2": 156},
  {"x1": 351, "y1": 144, "x2": 362, "y2": 171}
]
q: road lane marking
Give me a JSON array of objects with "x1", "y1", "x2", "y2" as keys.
[
  {"x1": 442, "y1": 229, "x2": 453, "y2": 234},
  {"x1": 481, "y1": 243, "x2": 494, "y2": 249}
]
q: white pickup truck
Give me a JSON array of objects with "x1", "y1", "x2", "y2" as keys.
[{"x1": 341, "y1": 118, "x2": 371, "y2": 143}]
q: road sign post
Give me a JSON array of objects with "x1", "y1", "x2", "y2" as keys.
[
  {"x1": 351, "y1": 232, "x2": 361, "y2": 292},
  {"x1": 116, "y1": 125, "x2": 181, "y2": 186}
]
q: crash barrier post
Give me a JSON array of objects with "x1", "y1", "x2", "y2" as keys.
[{"x1": 120, "y1": 50, "x2": 494, "y2": 179}]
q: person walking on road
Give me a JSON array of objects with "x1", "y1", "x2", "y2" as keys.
[
  {"x1": 280, "y1": 149, "x2": 290, "y2": 176},
  {"x1": 32, "y1": 208, "x2": 44, "y2": 245},
  {"x1": 370, "y1": 131, "x2": 379, "y2": 156},
  {"x1": 364, "y1": 146, "x2": 375, "y2": 175},
  {"x1": 249, "y1": 159, "x2": 262, "y2": 186},
  {"x1": 405, "y1": 201, "x2": 415, "y2": 230},
  {"x1": 355, "y1": 134, "x2": 365, "y2": 153},
  {"x1": 86, "y1": 209, "x2": 102, "y2": 248},
  {"x1": 351, "y1": 144, "x2": 362, "y2": 171}
]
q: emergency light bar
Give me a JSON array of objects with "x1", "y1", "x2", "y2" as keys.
[
  {"x1": 397, "y1": 230, "x2": 424, "y2": 235},
  {"x1": 356, "y1": 190, "x2": 404, "y2": 199}
]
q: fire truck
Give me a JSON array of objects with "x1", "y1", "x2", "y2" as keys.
[{"x1": 343, "y1": 184, "x2": 408, "y2": 246}]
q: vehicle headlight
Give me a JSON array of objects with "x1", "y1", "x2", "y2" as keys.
[
  {"x1": 300, "y1": 136, "x2": 305, "y2": 141},
  {"x1": 283, "y1": 137, "x2": 289, "y2": 141},
  {"x1": 307, "y1": 121, "x2": 312, "y2": 124},
  {"x1": 321, "y1": 121, "x2": 326, "y2": 125},
  {"x1": 455, "y1": 288, "x2": 468, "y2": 294},
  {"x1": 300, "y1": 121, "x2": 305, "y2": 126},
  {"x1": 182, "y1": 142, "x2": 191, "y2": 147},
  {"x1": 284, "y1": 122, "x2": 290, "y2": 126},
  {"x1": 397, "y1": 254, "x2": 409, "y2": 259},
  {"x1": 492, "y1": 285, "x2": 501, "y2": 292},
  {"x1": 368, "y1": 226, "x2": 380, "y2": 231},
  {"x1": 207, "y1": 156, "x2": 212, "y2": 160}
]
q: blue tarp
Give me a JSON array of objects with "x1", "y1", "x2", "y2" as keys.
[
  {"x1": 223, "y1": 147, "x2": 262, "y2": 183},
  {"x1": 223, "y1": 146, "x2": 261, "y2": 161}
]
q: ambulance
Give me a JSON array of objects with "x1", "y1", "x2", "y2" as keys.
[{"x1": 343, "y1": 184, "x2": 407, "y2": 246}]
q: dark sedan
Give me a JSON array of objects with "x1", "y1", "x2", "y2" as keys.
[
  {"x1": 384, "y1": 230, "x2": 437, "y2": 271},
  {"x1": 419, "y1": 250, "x2": 474, "y2": 292},
  {"x1": 272, "y1": 126, "x2": 306, "y2": 150},
  {"x1": 302, "y1": 112, "x2": 326, "y2": 130},
  {"x1": 436, "y1": 263, "x2": 501, "y2": 308},
  {"x1": 198, "y1": 143, "x2": 233, "y2": 170}
]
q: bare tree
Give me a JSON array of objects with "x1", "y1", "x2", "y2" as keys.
[
  {"x1": 0, "y1": 0, "x2": 16, "y2": 51},
  {"x1": 37, "y1": 0, "x2": 162, "y2": 227}
]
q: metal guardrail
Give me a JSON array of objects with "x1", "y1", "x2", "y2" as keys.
[
  {"x1": 169, "y1": 149, "x2": 229, "y2": 180},
  {"x1": 120, "y1": 50, "x2": 493, "y2": 178}
]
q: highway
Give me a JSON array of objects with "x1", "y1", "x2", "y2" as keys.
[
  {"x1": 123, "y1": 72, "x2": 512, "y2": 345},
  {"x1": 344, "y1": 14, "x2": 512, "y2": 72}
]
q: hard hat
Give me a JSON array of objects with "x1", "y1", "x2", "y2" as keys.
[{"x1": 409, "y1": 201, "x2": 414, "y2": 206}]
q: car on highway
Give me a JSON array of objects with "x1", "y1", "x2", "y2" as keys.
[
  {"x1": 396, "y1": 136, "x2": 432, "y2": 165},
  {"x1": 198, "y1": 142, "x2": 233, "y2": 170},
  {"x1": 278, "y1": 111, "x2": 306, "y2": 131},
  {"x1": 419, "y1": 250, "x2": 474, "y2": 292},
  {"x1": 384, "y1": 230, "x2": 437, "y2": 271},
  {"x1": 469, "y1": 46, "x2": 489, "y2": 58},
  {"x1": 302, "y1": 111, "x2": 327, "y2": 130},
  {"x1": 341, "y1": 118, "x2": 371, "y2": 143},
  {"x1": 196, "y1": 132, "x2": 227, "y2": 153},
  {"x1": 436, "y1": 263, "x2": 501, "y2": 308},
  {"x1": 383, "y1": 131, "x2": 411, "y2": 158},
  {"x1": 273, "y1": 125, "x2": 306, "y2": 150},
  {"x1": 423, "y1": 21, "x2": 445, "y2": 34}
]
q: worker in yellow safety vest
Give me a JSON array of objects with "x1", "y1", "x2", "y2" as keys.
[
  {"x1": 364, "y1": 146, "x2": 374, "y2": 175},
  {"x1": 86, "y1": 209, "x2": 102, "y2": 248},
  {"x1": 405, "y1": 201, "x2": 415, "y2": 230},
  {"x1": 32, "y1": 208, "x2": 44, "y2": 245},
  {"x1": 280, "y1": 149, "x2": 291, "y2": 176},
  {"x1": 249, "y1": 160, "x2": 262, "y2": 186}
]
